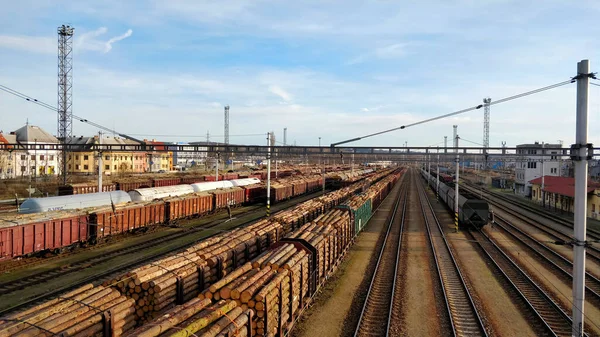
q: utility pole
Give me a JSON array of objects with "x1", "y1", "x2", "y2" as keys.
[
  {"x1": 266, "y1": 132, "x2": 272, "y2": 217},
  {"x1": 571, "y1": 59, "x2": 591, "y2": 337},
  {"x1": 483, "y1": 97, "x2": 491, "y2": 169},
  {"x1": 283, "y1": 128, "x2": 287, "y2": 146},
  {"x1": 58, "y1": 25, "x2": 74, "y2": 186},
  {"x1": 541, "y1": 142, "x2": 545, "y2": 207},
  {"x1": 437, "y1": 148, "x2": 440, "y2": 200},
  {"x1": 454, "y1": 125, "x2": 459, "y2": 233},
  {"x1": 205, "y1": 130, "x2": 210, "y2": 169},
  {"x1": 319, "y1": 137, "x2": 325, "y2": 194},
  {"x1": 224, "y1": 105, "x2": 230, "y2": 168},
  {"x1": 558, "y1": 139, "x2": 564, "y2": 177},
  {"x1": 98, "y1": 132, "x2": 103, "y2": 192},
  {"x1": 215, "y1": 153, "x2": 219, "y2": 181}
]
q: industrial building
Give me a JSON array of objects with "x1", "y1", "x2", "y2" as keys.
[{"x1": 514, "y1": 142, "x2": 563, "y2": 196}]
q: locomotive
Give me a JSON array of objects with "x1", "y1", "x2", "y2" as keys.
[{"x1": 421, "y1": 169, "x2": 489, "y2": 229}]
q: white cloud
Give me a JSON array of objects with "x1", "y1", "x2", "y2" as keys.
[
  {"x1": 268, "y1": 85, "x2": 293, "y2": 102},
  {"x1": 104, "y1": 29, "x2": 133, "y2": 53},
  {"x1": 347, "y1": 43, "x2": 407, "y2": 65},
  {"x1": 0, "y1": 35, "x2": 54, "y2": 54}
]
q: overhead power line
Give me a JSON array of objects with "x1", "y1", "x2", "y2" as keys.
[{"x1": 331, "y1": 79, "x2": 575, "y2": 147}]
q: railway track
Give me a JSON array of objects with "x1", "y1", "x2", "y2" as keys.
[
  {"x1": 0, "y1": 190, "x2": 326, "y2": 316},
  {"x1": 492, "y1": 215, "x2": 600, "y2": 303},
  {"x1": 416, "y1": 178, "x2": 488, "y2": 336},
  {"x1": 354, "y1": 181, "x2": 406, "y2": 337},
  {"x1": 466, "y1": 228, "x2": 575, "y2": 337},
  {"x1": 463, "y1": 183, "x2": 600, "y2": 268}
]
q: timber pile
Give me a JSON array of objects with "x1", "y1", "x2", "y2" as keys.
[
  {"x1": 0, "y1": 284, "x2": 136, "y2": 337},
  {"x1": 105, "y1": 252, "x2": 209, "y2": 324},
  {"x1": 272, "y1": 199, "x2": 325, "y2": 233},
  {"x1": 198, "y1": 243, "x2": 310, "y2": 337},
  {"x1": 288, "y1": 209, "x2": 351, "y2": 282},
  {"x1": 125, "y1": 298, "x2": 252, "y2": 337}
]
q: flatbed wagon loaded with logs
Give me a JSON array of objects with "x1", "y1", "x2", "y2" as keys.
[{"x1": 0, "y1": 168, "x2": 405, "y2": 337}]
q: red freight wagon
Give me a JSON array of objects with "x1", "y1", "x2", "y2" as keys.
[
  {"x1": 242, "y1": 184, "x2": 267, "y2": 204},
  {"x1": 270, "y1": 184, "x2": 293, "y2": 202},
  {"x1": 70, "y1": 183, "x2": 117, "y2": 195},
  {"x1": 165, "y1": 193, "x2": 213, "y2": 222},
  {"x1": 0, "y1": 211, "x2": 88, "y2": 260},
  {"x1": 152, "y1": 178, "x2": 181, "y2": 187},
  {"x1": 291, "y1": 181, "x2": 307, "y2": 196},
  {"x1": 223, "y1": 173, "x2": 239, "y2": 180},
  {"x1": 204, "y1": 175, "x2": 224, "y2": 182},
  {"x1": 211, "y1": 187, "x2": 245, "y2": 210},
  {"x1": 116, "y1": 180, "x2": 152, "y2": 192},
  {"x1": 89, "y1": 201, "x2": 165, "y2": 239},
  {"x1": 181, "y1": 176, "x2": 205, "y2": 184}
]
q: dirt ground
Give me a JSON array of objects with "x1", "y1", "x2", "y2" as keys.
[
  {"x1": 427, "y1": 186, "x2": 539, "y2": 337},
  {"x1": 391, "y1": 176, "x2": 444, "y2": 336},
  {"x1": 291, "y1": 180, "x2": 403, "y2": 337}
]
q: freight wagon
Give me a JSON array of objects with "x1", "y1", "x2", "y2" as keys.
[{"x1": 1, "y1": 171, "x2": 383, "y2": 261}]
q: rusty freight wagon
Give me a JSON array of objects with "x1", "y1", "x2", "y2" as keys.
[
  {"x1": 211, "y1": 187, "x2": 245, "y2": 210},
  {"x1": 115, "y1": 180, "x2": 153, "y2": 192},
  {"x1": 270, "y1": 183, "x2": 293, "y2": 202},
  {"x1": 242, "y1": 183, "x2": 267, "y2": 204},
  {"x1": 69, "y1": 182, "x2": 117, "y2": 194},
  {"x1": 164, "y1": 192, "x2": 214, "y2": 222},
  {"x1": 152, "y1": 178, "x2": 181, "y2": 187},
  {"x1": 88, "y1": 201, "x2": 166, "y2": 239},
  {"x1": 0, "y1": 211, "x2": 88, "y2": 260}
]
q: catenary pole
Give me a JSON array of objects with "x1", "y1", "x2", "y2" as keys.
[
  {"x1": 266, "y1": 132, "x2": 272, "y2": 217},
  {"x1": 437, "y1": 148, "x2": 440, "y2": 200},
  {"x1": 454, "y1": 125, "x2": 459, "y2": 233},
  {"x1": 98, "y1": 132, "x2": 103, "y2": 192},
  {"x1": 572, "y1": 59, "x2": 590, "y2": 337}
]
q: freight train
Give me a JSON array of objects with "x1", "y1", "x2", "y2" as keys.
[
  {"x1": 421, "y1": 169, "x2": 489, "y2": 228},
  {"x1": 0, "y1": 170, "x2": 389, "y2": 261},
  {"x1": 0, "y1": 169, "x2": 405, "y2": 337}
]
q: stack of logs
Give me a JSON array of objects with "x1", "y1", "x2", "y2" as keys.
[
  {"x1": 198, "y1": 242, "x2": 310, "y2": 337},
  {"x1": 125, "y1": 298, "x2": 252, "y2": 337},
  {"x1": 0, "y1": 284, "x2": 136, "y2": 337},
  {"x1": 104, "y1": 218, "x2": 283, "y2": 324}
]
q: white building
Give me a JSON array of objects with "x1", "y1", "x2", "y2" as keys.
[
  {"x1": 0, "y1": 124, "x2": 61, "y2": 178},
  {"x1": 179, "y1": 142, "x2": 210, "y2": 169},
  {"x1": 514, "y1": 142, "x2": 563, "y2": 196}
]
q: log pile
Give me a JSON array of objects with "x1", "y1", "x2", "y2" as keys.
[
  {"x1": 0, "y1": 284, "x2": 136, "y2": 337},
  {"x1": 105, "y1": 252, "x2": 209, "y2": 324},
  {"x1": 198, "y1": 242, "x2": 310, "y2": 337},
  {"x1": 125, "y1": 298, "x2": 252, "y2": 337}
]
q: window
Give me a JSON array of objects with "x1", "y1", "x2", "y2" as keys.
[
  {"x1": 105, "y1": 165, "x2": 110, "y2": 170},
  {"x1": 30, "y1": 166, "x2": 35, "y2": 172},
  {"x1": 84, "y1": 155, "x2": 89, "y2": 160},
  {"x1": 40, "y1": 155, "x2": 44, "y2": 160},
  {"x1": 75, "y1": 164, "x2": 80, "y2": 170},
  {"x1": 31, "y1": 155, "x2": 35, "y2": 160},
  {"x1": 49, "y1": 155, "x2": 54, "y2": 161},
  {"x1": 21, "y1": 166, "x2": 25, "y2": 172},
  {"x1": 68, "y1": 155, "x2": 72, "y2": 160},
  {"x1": 533, "y1": 190, "x2": 536, "y2": 198},
  {"x1": 68, "y1": 164, "x2": 71, "y2": 170},
  {"x1": 593, "y1": 204, "x2": 596, "y2": 213},
  {"x1": 75, "y1": 155, "x2": 79, "y2": 160},
  {"x1": 114, "y1": 165, "x2": 117, "y2": 170},
  {"x1": 120, "y1": 156, "x2": 124, "y2": 160},
  {"x1": 105, "y1": 155, "x2": 110, "y2": 160},
  {"x1": 84, "y1": 165, "x2": 89, "y2": 170}
]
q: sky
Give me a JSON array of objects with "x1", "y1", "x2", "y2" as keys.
[{"x1": 1, "y1": 0, "x2": 600, "y2": 149}]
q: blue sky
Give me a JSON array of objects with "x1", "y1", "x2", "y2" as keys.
[{"x1": 1, "y1": 0, "x2": 600, "y2": 148}]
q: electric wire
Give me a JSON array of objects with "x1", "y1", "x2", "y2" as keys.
[{"x1": 331, "y1": 79, "x2": 575, "y2": 146}]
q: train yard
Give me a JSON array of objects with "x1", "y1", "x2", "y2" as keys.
[{"x1": 0, "y1": 166, "x2": 598, "y2": 336}]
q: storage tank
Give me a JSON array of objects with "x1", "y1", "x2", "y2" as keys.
[
  {"x1": 128, "y1": 185, "x2": 195, "y2": 202},
  {"x1": 191, "y1": 181, "x2": 234, "y2": 193},
  {"x1": 230, "y1": 178, "x2": 261, "y2": 187},
  {"x1": 19, "y1": 191, "x2": 132, "y2": 214}
]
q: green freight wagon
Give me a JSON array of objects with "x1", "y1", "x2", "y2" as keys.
[{"x1": 337, "y1": 198, "x2": 373, "y2": 236}]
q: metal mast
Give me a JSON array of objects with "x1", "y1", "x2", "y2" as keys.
[
  {"x1": 224, "y1": 105, "x2": 230, "y2": 145},
  {"x1": 58, "y1": 24, "x2": 74, "y2": 185},
  {"x1": 483, "y1": 97, "x2": 491, "y2": 168},
  {"x1": 224, "y1": 105, "x2": 230, "y2": 167},
  {"x1": 283, "y1": 127, "x2": 287, "y2": 146}
]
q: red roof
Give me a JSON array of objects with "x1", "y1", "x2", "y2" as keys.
[{"x1": 529, "y1": 175, "x2": 600, "y2": 198}]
